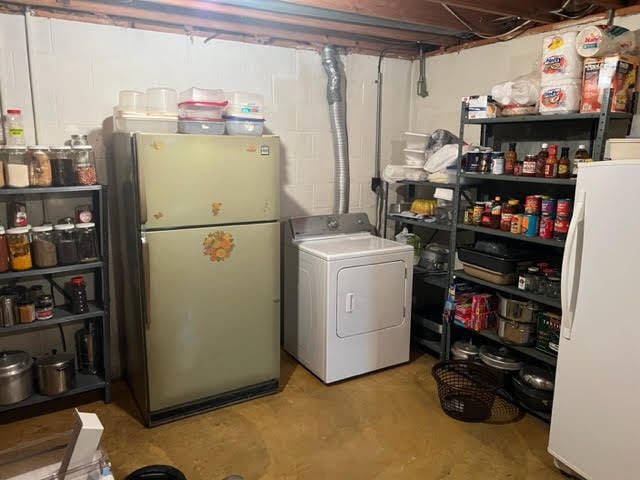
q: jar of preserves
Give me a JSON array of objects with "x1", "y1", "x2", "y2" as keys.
[
  {"x1": 6, "y1": 226, "x2": 32, "y2": 271},
  {"x1": 75, "y1": 222, "x2": 98, "y2": 262},
  {"x1": 50, "y1": 146, "x2": 75, "y2": 186},
  {"x1": 54, "y1": 224, "x2": 79, "y2": 265},
  {"x1": 27, "y1": 146, "x2": 52, "y2": 187},
  {"x1": 72, "y1": 145, "x2": 97, "y2": 185},
  {"x1": 500, "y1": 199, "x2": 520, "y2": 231},
  {"x1": 31, "y1": 225, "x2": 57, "y2": 268},
  {"x1": 4, "y1": 146, "x2": 28, "y2": 188},
  {"x1": 0, "y1": 227, "x2": 8, "y2": 273},
  {"x1": 522, "y1": 155, "x2": 537, "y2": 177}
]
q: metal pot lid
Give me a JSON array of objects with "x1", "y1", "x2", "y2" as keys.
[
  {"x1": 35, "y1": 353, "x2": 75, "y2": 368},
  {"x1": 519, "y1": 365, "x2": 555, "y2": 391},
  {"x1": 0, "y1": 350, "x2": 33, "y2": 377},
  {"x1": 479, "y1": 345, "x2": 524, "y2": 371},
  {"x1": 451, "y1": 341, "x2": 480, "y2": 357}
]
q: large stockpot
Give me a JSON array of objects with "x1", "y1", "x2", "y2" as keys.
[
  {"x1": 497, "y1": 295, "x2": 540, "y2": 323},
  {"x1": 479, "y1": 344, "x2": 524, "y2": 390},
  {"x1": 451, "y1": 341, "x2": 480, "y2": 361},
  {"x1": 0, "y1": 350, "x2": 34, "y2": 405},
  {"x1": 35, "y1": 353, "x2": 76, "y2": 396}
]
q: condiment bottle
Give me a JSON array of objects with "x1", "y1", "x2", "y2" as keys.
[
  {"x1": 544, "y1": 144, "x2": 558, "y2": 178},
  {"x1": 535, "y1": 143, "x2": 549, "y2": 177},
  {"x1": 505, "y1": 143, "x2": 517, "y2": 175},
  {"x1": 490, "y1": 196, "x2": 502, "y2": 229},
  {"x1": 573, "y1": 144, "x2": 590, "y2": 177},
  {"x1": 70, "y1": 276, "x2": 90, "y2": 314},
  {"x1": 558, "y1": 147, "x2": 571, "y2": 178},
  {"x1": 513, "y1": 158, "x2": 523, "y2": 176}
]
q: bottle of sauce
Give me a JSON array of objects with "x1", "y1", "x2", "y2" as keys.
[
  {"x1": 573, "y1": 144, "x2": 590, "y2": 177},
  {"x1": 522, "y1": 155, "x2": 537, "y2": 177},
  {"x1": 505, "y1": 143, "x2": 517, "y2": 175},
  {"x1": 558, "y1": 147, "x2": 571, "y2": 178},
  {"x1": 544, "y1": 144, "x2": 558, "y2": 178},
  {"x1": 513, "y1": 158, "x2": 523, "y2": 176},
  {"x1": 535, "y1": 143, "x2": 549, "y2": 177},
  {"x1": 490, "y1": 196, "x2": 502, "y2": 229},
  {"x1": 500, "y1": 199, "x2": 520, "y2": 231}
]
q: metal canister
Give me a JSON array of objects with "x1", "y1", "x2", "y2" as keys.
[
  {"x1": 524, "y1": 195, "x2": 542, "y2": 215},
  {"x1": 491, "y1": 152, "x2": 505, "y2": 175},
  {"x1": 541, "y1": 198, "x2": 557, "y2": 217},
  {"x1": 479, "y1": 151, "x2": 492, "y2": 173},
  {"x1": 472, "y1": 202, "x2": 484, "y2": 225},
  {"x1": 510, "y1": 214, "x2": 523, "y2": 234},
  {"x1": 556, "y1": 198, "x2": 572, "y2": 218},
  {"x1": 466, "y1": 151, "x2": 481, "y2": 172},
  {"x1": 0, "y1": 295, "x2": 16, "y2": 327},
  {"x1": 539, "y1": 215, "x2": 554, "y2": 239},
  {"x1": 523, "y1": 214, "x2": 539, "y2": 236},
  {"x1": 463, "y1": 207, "x2": 474, "y2": 225}
]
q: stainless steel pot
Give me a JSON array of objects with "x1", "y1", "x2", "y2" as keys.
[
  {"x1": 0, "y1": 350, "x2": 34, "y2": 405},
  {"x1": 519, "y1": 365, "x2": 555, "y2": 391},
  {"x1": 497, "y1": 295, "x2": 540, "y2": 323},
  {"x1": 35, "y1": 353, "x2": 76, "y2": 396},
  {"x1": 497, "y1": 316, "x2": 536, "y2": 346},
  {"x1": 451, "y1": 341, "x2": 480, "y2": 361}
]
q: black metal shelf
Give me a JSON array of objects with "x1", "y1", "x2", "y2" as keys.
[
  {"x1": 414, "y1": 311, "x2": 444, "y2": 335},
  {"x1": 0, "y1": 303, "x2": 104, "y2": 336},
  {"x1": 0, "y1": 374, "x2": 105, "y2": 413},
  {"x1": 460, "y1": 173, "x2": 577, "y2": 186},
  {"x1": 386, "y1": 215, "x2": 452, "y2": 232},
  {"x1": 397, "y1": 179, "x2": 457, "y2": 188},
  {"x1": 467, "y1": 325, "x2": 557, "y2": 366},
  {"x1": 454, "y1": 270, "x2": 561, "y2": 309},
  {"x1": 457, "y1": 224, "x2": 565, "y2": 248},
  {"x1": 464, "y1": 111, "x2": 632, "y2": 125},
  {"x1": 423, "y1": 273, "x2": 450, "y2": 289},
  {"x1": 412, "y1": 335, "x2": 441, "y2": 354},
  {"x1": 0, "y1": 261, "x2": 103, "y2": 281},
  {"x1": 0, "y1": 185, "x2": 102, "y2": 195},
  {"x1": 496, "y1": 388, "x2": 552, "y2": 423}
]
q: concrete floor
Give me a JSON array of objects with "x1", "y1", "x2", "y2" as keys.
[{"x1": 0, "y1": 353, "x2": 563, "y2": 479}]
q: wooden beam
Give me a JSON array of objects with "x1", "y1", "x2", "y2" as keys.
[
  {"x1": 436, "y1": 0, "x2": 559, "y2": 24},
  {"x1": 588, "y1": 0, "x2": 627, "y2": 8},
  {"x1": 136, "y1": 0, "x2": 460, "y2": 46},
  {"x1": 278, "y1": 0, "x2": 505, "y2": 34}
]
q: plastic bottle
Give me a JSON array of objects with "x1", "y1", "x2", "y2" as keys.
[
  {"x1": 535, "y1": 143, "x2": 549, "y2": 177},
  {"x1": 490, "y1": 196, "x2": 502, "y2": 229},
  {"x1": 505, "y1": 143, "x2": 517, "y2": 175},
  {"x1": 573, "y1": 144, "x2": 590, "y2": 177},
  {"x1": 4, "y1": 109, "x2": 25, "y2": 146},
  {"x1": 558, "y1": 147, "x2": 571, "y2": 178},
  {"x1": 544, "y1": 144, "x2": 558, "y2": 178},
  {"x1": 70, "y1": 276, "x2": 90, "y2": 314}
]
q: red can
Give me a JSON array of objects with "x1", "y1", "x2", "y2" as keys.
[
  {"x1": 525, "y1": 195, "x2": 542, "y2": 215},
  {"x1": 553, "y1": 217, "x2": 570, "y2": 241},
  {"x1": 556, "y1": 198, "x2": 572, "y2": 218},
  {"x1": 539, "y1": 215, "x2": 554, "y2": 239}
]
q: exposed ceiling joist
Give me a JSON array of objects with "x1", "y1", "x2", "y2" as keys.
[
  {"x1": 589, "y1": 0, "x2": 628, "y2": 8},
  {"x1": 423, "y1": 0, "x2": 559, "y2": 24}
]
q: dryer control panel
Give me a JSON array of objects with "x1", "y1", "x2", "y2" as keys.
[{"x1": 289, "y1": 213, "x2": 372, "y2": 240}]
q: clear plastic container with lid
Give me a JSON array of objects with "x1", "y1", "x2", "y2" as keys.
[
  {"x1": 3, "y1": 146, "x2": 28, "y2": 188},
  {"x1": 71, "y1": 145, "x2": 97, "y2": 185},
  {"x1": 4, "y1": 108, "x2": 25, "y2": 146},
  {"x1": 54, "y1": 224, "x2": 79, "y2": 265},
  {"x1": 27, "y1": 146, "x2": 52, "y2": 187},
  {"x1": 146, "y1": 88, "x2": 178, "y2": 116},
  {"x1": 50, "y1": 146, "x2": 75, "y2": 186},
  {"x1": 31, "y1": 225, "x2": 57, "y2": 268},
  {"x1": 75, "y1": 222, "x2": 98, "y2": 262},
  {"x1": 6, "y1": 227, "x2": 32, "y2": 271}
]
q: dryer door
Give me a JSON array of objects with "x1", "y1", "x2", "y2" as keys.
[{"x1": 336, "y1": 260, "x2": 407, "y2": 338}]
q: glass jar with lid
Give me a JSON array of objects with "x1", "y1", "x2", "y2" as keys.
[
  {"x1": 27, "y1": 146, "x2": 52, "y2": 187},
  {"x1": 6, "y1": 226, "x2": 32, "y2": 271},
  {"x1": 50, "y1": 146, "x2": 75, "y2": 186},
  {"x1": 75, "y1": 222, "x2": 98, "y2": 262},
  {"x1": 3, "y1": 146, "x2": 28, "y2": 188},
  {"x1": 54, "y1": 223, "x2": 79, "y2": 265},
  {"x1": 31, "y1": 224, "x2": 57, "y2": 268},
  {"x1": 71, "y1": 145, "x2": 97, "y2": 185}
]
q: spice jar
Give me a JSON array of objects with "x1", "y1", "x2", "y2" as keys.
[
  {"x1": 50, "y1": 146, "x2": 75, "y2": 187},
  {"x1": 36, "y1": 294, "x2": 54, "y2": 320},
  {"x1": 31, "y1": 225, "x2": 57, "y2": 268},
  {"x1": 70, "y1": 276, "x2": 89, "y2": 314},
  {"x1": 54, "y1": 224, "x2": 79, "y2": 265},
  {"x1": 0, "y1": 227, "x2": 9, "y2": 273},
  {"x1": 27, "y1": 146, "x2": 52, "y2": 187},
  {"x1": 17, "y1": 299, "x2": 35, "y2": 324},
  {"x1": 6, "y1": 227, "x2": 32, "y2": 271},
  {"x1": 4, "y1": 146, "x2": 28, "y2": 188},
  {"x1": 72, "y1": 145, "x2": 97, "y2": 185},
  {"x1": 75, "y1": 223, "x2": 98, "y2": 262}
]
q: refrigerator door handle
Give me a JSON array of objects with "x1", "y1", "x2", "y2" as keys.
[
  {"x1": 560, "y1": 191, "x2": 586, "y2": 340},
  {"x1": 141, "y1": 232, "x2": 151, "y2": 329},
  {"x1": 138, "y1": 155, "x2": 148, "y2": 225}
]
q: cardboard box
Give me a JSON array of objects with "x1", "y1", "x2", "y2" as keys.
[
  {"x1": 462, "y1": 95, "x2": 499, "y2": 119},
  {"x1": 536, "y1": 311, "x2": 561, "y2": 356},
  {"x1": 580, "y1": 54, "x2": 639, "y2": 113}
]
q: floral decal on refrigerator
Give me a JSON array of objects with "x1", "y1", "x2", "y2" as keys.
[
  {"x1": 211, "y1": 202, "x2": 222, "y2": 216},
  {"x1": 203, "y1": 231, "x2": 234, "y2": 263}
]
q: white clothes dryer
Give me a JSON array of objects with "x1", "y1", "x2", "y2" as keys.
[{"x1": 283, "y1": 213, "x2": 413, "y2": 383}]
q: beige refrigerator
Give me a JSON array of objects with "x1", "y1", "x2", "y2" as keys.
[{"x1": 112, "y1": 132, "x2": 280, "y2": 426}]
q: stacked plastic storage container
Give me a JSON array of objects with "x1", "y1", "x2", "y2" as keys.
[
  {"x1": 223, "y1": 92, "x2": 265, "y2": 136},
  {"x1": 178, "y1": 88, "x2": 228, "y2": 135},
  {"x1": 113, "y1": 88, "x2": 179, "y2": 133}
]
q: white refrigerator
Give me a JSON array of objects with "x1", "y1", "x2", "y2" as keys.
[{"x1": 548, "y1": 160, "x2": 640, "y2": 479}]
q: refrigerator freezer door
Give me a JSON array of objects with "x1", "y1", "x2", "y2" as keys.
[
  {"x1": 135, "y1": 134, "x2": 279, "y2": 228},
  {"x1": 549, "y1": 161, "x2": 640, "y2": 480},
  {"x1": 143, "y1": 222, "x2": 280, "y2": 412}
]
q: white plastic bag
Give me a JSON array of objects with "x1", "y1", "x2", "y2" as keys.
[
  {"x1": 423, "y1": 144, "x2": 468, "y2": 173},
  {"x1": 394, "y1": 227, "x2": 421, "y2": 265}
]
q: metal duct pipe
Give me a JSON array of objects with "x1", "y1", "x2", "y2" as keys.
[{"x1": 321, "y1": 45, "x2": 349, "y2": 214}]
